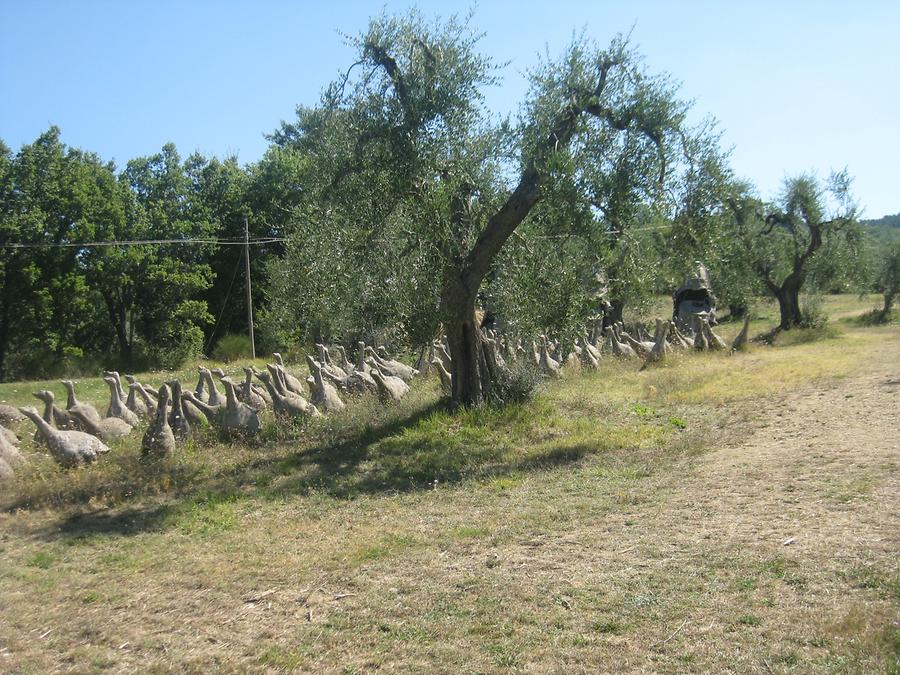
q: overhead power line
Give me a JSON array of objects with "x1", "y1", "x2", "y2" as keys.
[{"x1": 0, "y1": 237, "x2": 286, "y2": 250}]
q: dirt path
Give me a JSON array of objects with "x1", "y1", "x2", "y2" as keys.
[
  {"x1": 665, "y1": 353, "x2": 899, "y2": 557},
  {"x1": 484, "y1": 332, "x2": 900, "y2": 671},
  {"x1": 607, "y1": 336, "x2": 900, "y2": 669}
]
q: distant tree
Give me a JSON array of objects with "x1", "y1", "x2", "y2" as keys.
[
  {"x1": 0, "y1": 128, "x2": 114, "y2": 378},
  {"x1": 730, "y1": 172, "x2": 858, "y2": 330},
  {"x1": 269, "y1": 11, "x2": 716, "y2": 405},
  {"x1": 120, "y1": 144, "x2": 214, "y2": 365},
  {"x1": 0, "y1": 131, "x2": 233, "y2": 378},
  {"x1": 183, "y1": 154, "x2": 253, "y2": 347},
  {"x1": 875, "y1": 240, "x2": 900, "y2": 321}
]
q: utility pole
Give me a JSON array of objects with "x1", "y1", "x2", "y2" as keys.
[{"x1": 244, "y1": 216, "x2": 256, "y2": 359}]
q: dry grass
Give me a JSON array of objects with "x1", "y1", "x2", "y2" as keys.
[{"x1": 0, "y1": 294, "x2": 898, "y2": 673}]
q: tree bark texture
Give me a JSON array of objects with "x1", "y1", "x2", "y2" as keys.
[
  {"x1": 441, "y1": 272, "x2": 483, "y2": 406},
  {"x1": 766, "y1": 271, "x2": 805, "y2": 330}
]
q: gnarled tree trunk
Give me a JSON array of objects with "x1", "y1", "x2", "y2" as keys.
[
  {"x1": 768, "y1": 273, "x2": 804, "y2": 330},
  {"x1": 441, "y1": 271, "x2": 483, "y2": 406}
]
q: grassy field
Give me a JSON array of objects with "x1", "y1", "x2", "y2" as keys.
[{"x1": 0, "y1": 294, "x2": 897, "y2": 672}]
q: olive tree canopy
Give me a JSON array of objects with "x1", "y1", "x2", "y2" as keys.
[{"x1": 269, "y1": 11, "x2": 722, "y2": 405}]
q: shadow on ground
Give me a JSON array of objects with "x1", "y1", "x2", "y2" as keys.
[{"x1": 26, "y1": 395, "x2": 610, "y2": 542}]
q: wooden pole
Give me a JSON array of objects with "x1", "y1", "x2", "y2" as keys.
[{"x1": 244, "y1": 216, "x2": 256, "y2": 359}]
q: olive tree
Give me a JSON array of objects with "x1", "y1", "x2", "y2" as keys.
[
  {"x1": 731, "y1": 172, "x2": 858, "y2": 330},
  {"x1": 270, "y1": 11, "x2": 713, "y2": 406},
  {"x1": 875, "y1": 239, "x2": 900, "y2": 321}
]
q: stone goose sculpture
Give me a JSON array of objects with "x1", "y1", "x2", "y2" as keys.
[
  {"x1": 0, "y1": 457, "x2": 15, "y2": 481},
  {"x1": 181, "y1": 391, "x2": 222, "y2": 426},
  {"x1": 644, "y1": 319, "x2": 671, "y2": 365},
  {"x1": 317, "y1": 344, "x2": 348, "y2": 379},
  {"x1": 125, "y1": 381, "x2": 149, "y2": 418},
  {"x1": 20, "y1": 406, "x2": 109, "y2": 467},
  {"x1": 70, "y1": 408, "x2": 133, "y2": 441},
  {"x1": 180, "y1": 392, "x2": 207, "y2": 429},
  {"x1": 605, "y1": 327, "x2": 636, "y2": 359},
  {"x1": 702, "y1": 319, "x2": 727, "y2": 351},
  {"x1": 370, "y1": 367, "x2": 410, "y2": 403},
  {"x1": 551, "y1": 339, "x2": 564, "y2": 364},
  {"x1": 578, "y1": 337, "x2": 600, "y2": 369},
  {"x1": 583, "y1": 335, "x2": 602, "y2": 361},
  {"x1": 129, "y1": 382, "x2": 157, "y2": 418},
  {"x1": 356, "y1": 342, "x2": 370, "y2": 372},
  {"x1": 530, "y1": 340, "x2": 541, "y2": 366},
  {"x1": 198, "y1": 367, "x2": 224, "y2": 407},
  {"x1": 306, "y1": 355, "x2": 345, "y2": 413},
  {"x1": 60, "y1": 380, "x2": 102, "y2": 426},
  {"x1": 106, "y1": 371, "x2": 135, "y2": 411},
  {"x1": 669, "y1": 322, "x2": 693, "y2": 349},
  {"x1": 103, "y1": 371, "x2": 126, "y2": 399},
  {"x1": 104, "y1": 377, "x2": 140, "y2": 426},
  {"x1": 142, "y1": 385, "x2": 176, "y2": 458},
  {"x1": 730, "y1": 315, "x2": 751, "y2": 353},
  {"x1": 30, "y1": 391, "x2": 56, "y2": 446},
  {"x1": 347, "y1": 365, "x2": 378, "y2": 395},
  {"x1": 336, "y1": 346, "x2": 356, "y2": 375},
  {"x1": 255, "y1": 370, "x2": 320, "y2": 420},
  {"x1": 691, "y1": 314, "x2": 709, "y2": 351},
  {"x1": 538, "y1": 338, "x2": 561, "y2": 378},
  {"x1": 1, "y1": 424, "x2": 19, "y2": 448},
  {"x1": 0, "y1": 404, "x2": 25, "y2": 425},
  {"x1": 265, "y1": 363, "x2": 290, "y2": 397},
  {"x1": 33, "y1": 389, "x2": 78, "y2": 430},
  {"x1": 192, "y1": 369, "x2": 208, "y2": 403},
  {"x1": 239, "y1": 367, "x2": 269, "y2": 410},
  {"x1": 166, "y1": 380, "x2": 193, "y2": 440},
  {"x1": 125, "y1": 375, "x2": 160, "y2": 403},
  {"x1": 432, "y1": 357, "x2": 452, "y2": 393},
  {"x1": 323, "y1": 353, "x2": 376, "y2": 395},
  {"x1": 319, "y1": 367, "x2": 352, "y2": 393},
  {"x1": 220, "y1": 377, "x2": 262, "y2": 436},
  {"x1": 365, "y1": 346, "x2": 418, "y2": 382},
  {"x1": 617, "y1": 323, "x2": 653, "y2": 357},
  {"x1": 433, "y1": 341, "x2": 452, "y2": 371},
  {"x1": 272, "y1": 353, "x2": 307, "y2": 395},
  {"x1": 0, "y1": 428, "x2": 25, "y2": 469}
]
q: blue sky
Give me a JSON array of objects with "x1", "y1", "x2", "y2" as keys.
[{"x1": 2, "y1": 0, "x2": 898, "y2": 216}]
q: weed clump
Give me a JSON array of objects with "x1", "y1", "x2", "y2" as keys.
[{"x1": 488, "y1": 361, "x2": 543, "y2": 405}]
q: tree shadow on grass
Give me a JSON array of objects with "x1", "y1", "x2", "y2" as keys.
[
  {"x1": 54, "y1": 502, "x2": 178, "y2": 539},
  {"x1": 26, "y1": 398, "x2": 450, "y2": 538},
  {"x1": 30, "y1": 396, "x2": 607, "y2": 542}
]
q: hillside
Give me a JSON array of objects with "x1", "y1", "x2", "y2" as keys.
[{"x1": 862, "y1": 212, "x2": 900, "y2": 243}]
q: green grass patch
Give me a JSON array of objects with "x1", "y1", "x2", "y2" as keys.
[
  {"x1": 25, "y1": 550, "x2": 58, "y2": 569},
  {"x1": 592, "y1": 619, "x2": 627, "y2": 634},
  {"x1": 449, "y1": 525, "x2": 491, "y2": 540},
  {"x1": 350, "y1": 534, "x2": 418, "y2": 566},
  {"x1": 164, "y1": 491, "x2": 241, "y2": 536}
]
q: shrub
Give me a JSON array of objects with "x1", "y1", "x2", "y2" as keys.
[
  {"x1": 488, "y1": 361, "x2": 543, "y2": 406},
  {"x1": 212, "y1": 334, "x2": 254, "y2": 363},
  {"x1": 145, "y1": 322, "x2": 205, "y2": 371},
  {"x1": 799, "y1": 294, "x2": 828, "y2": 329}
]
